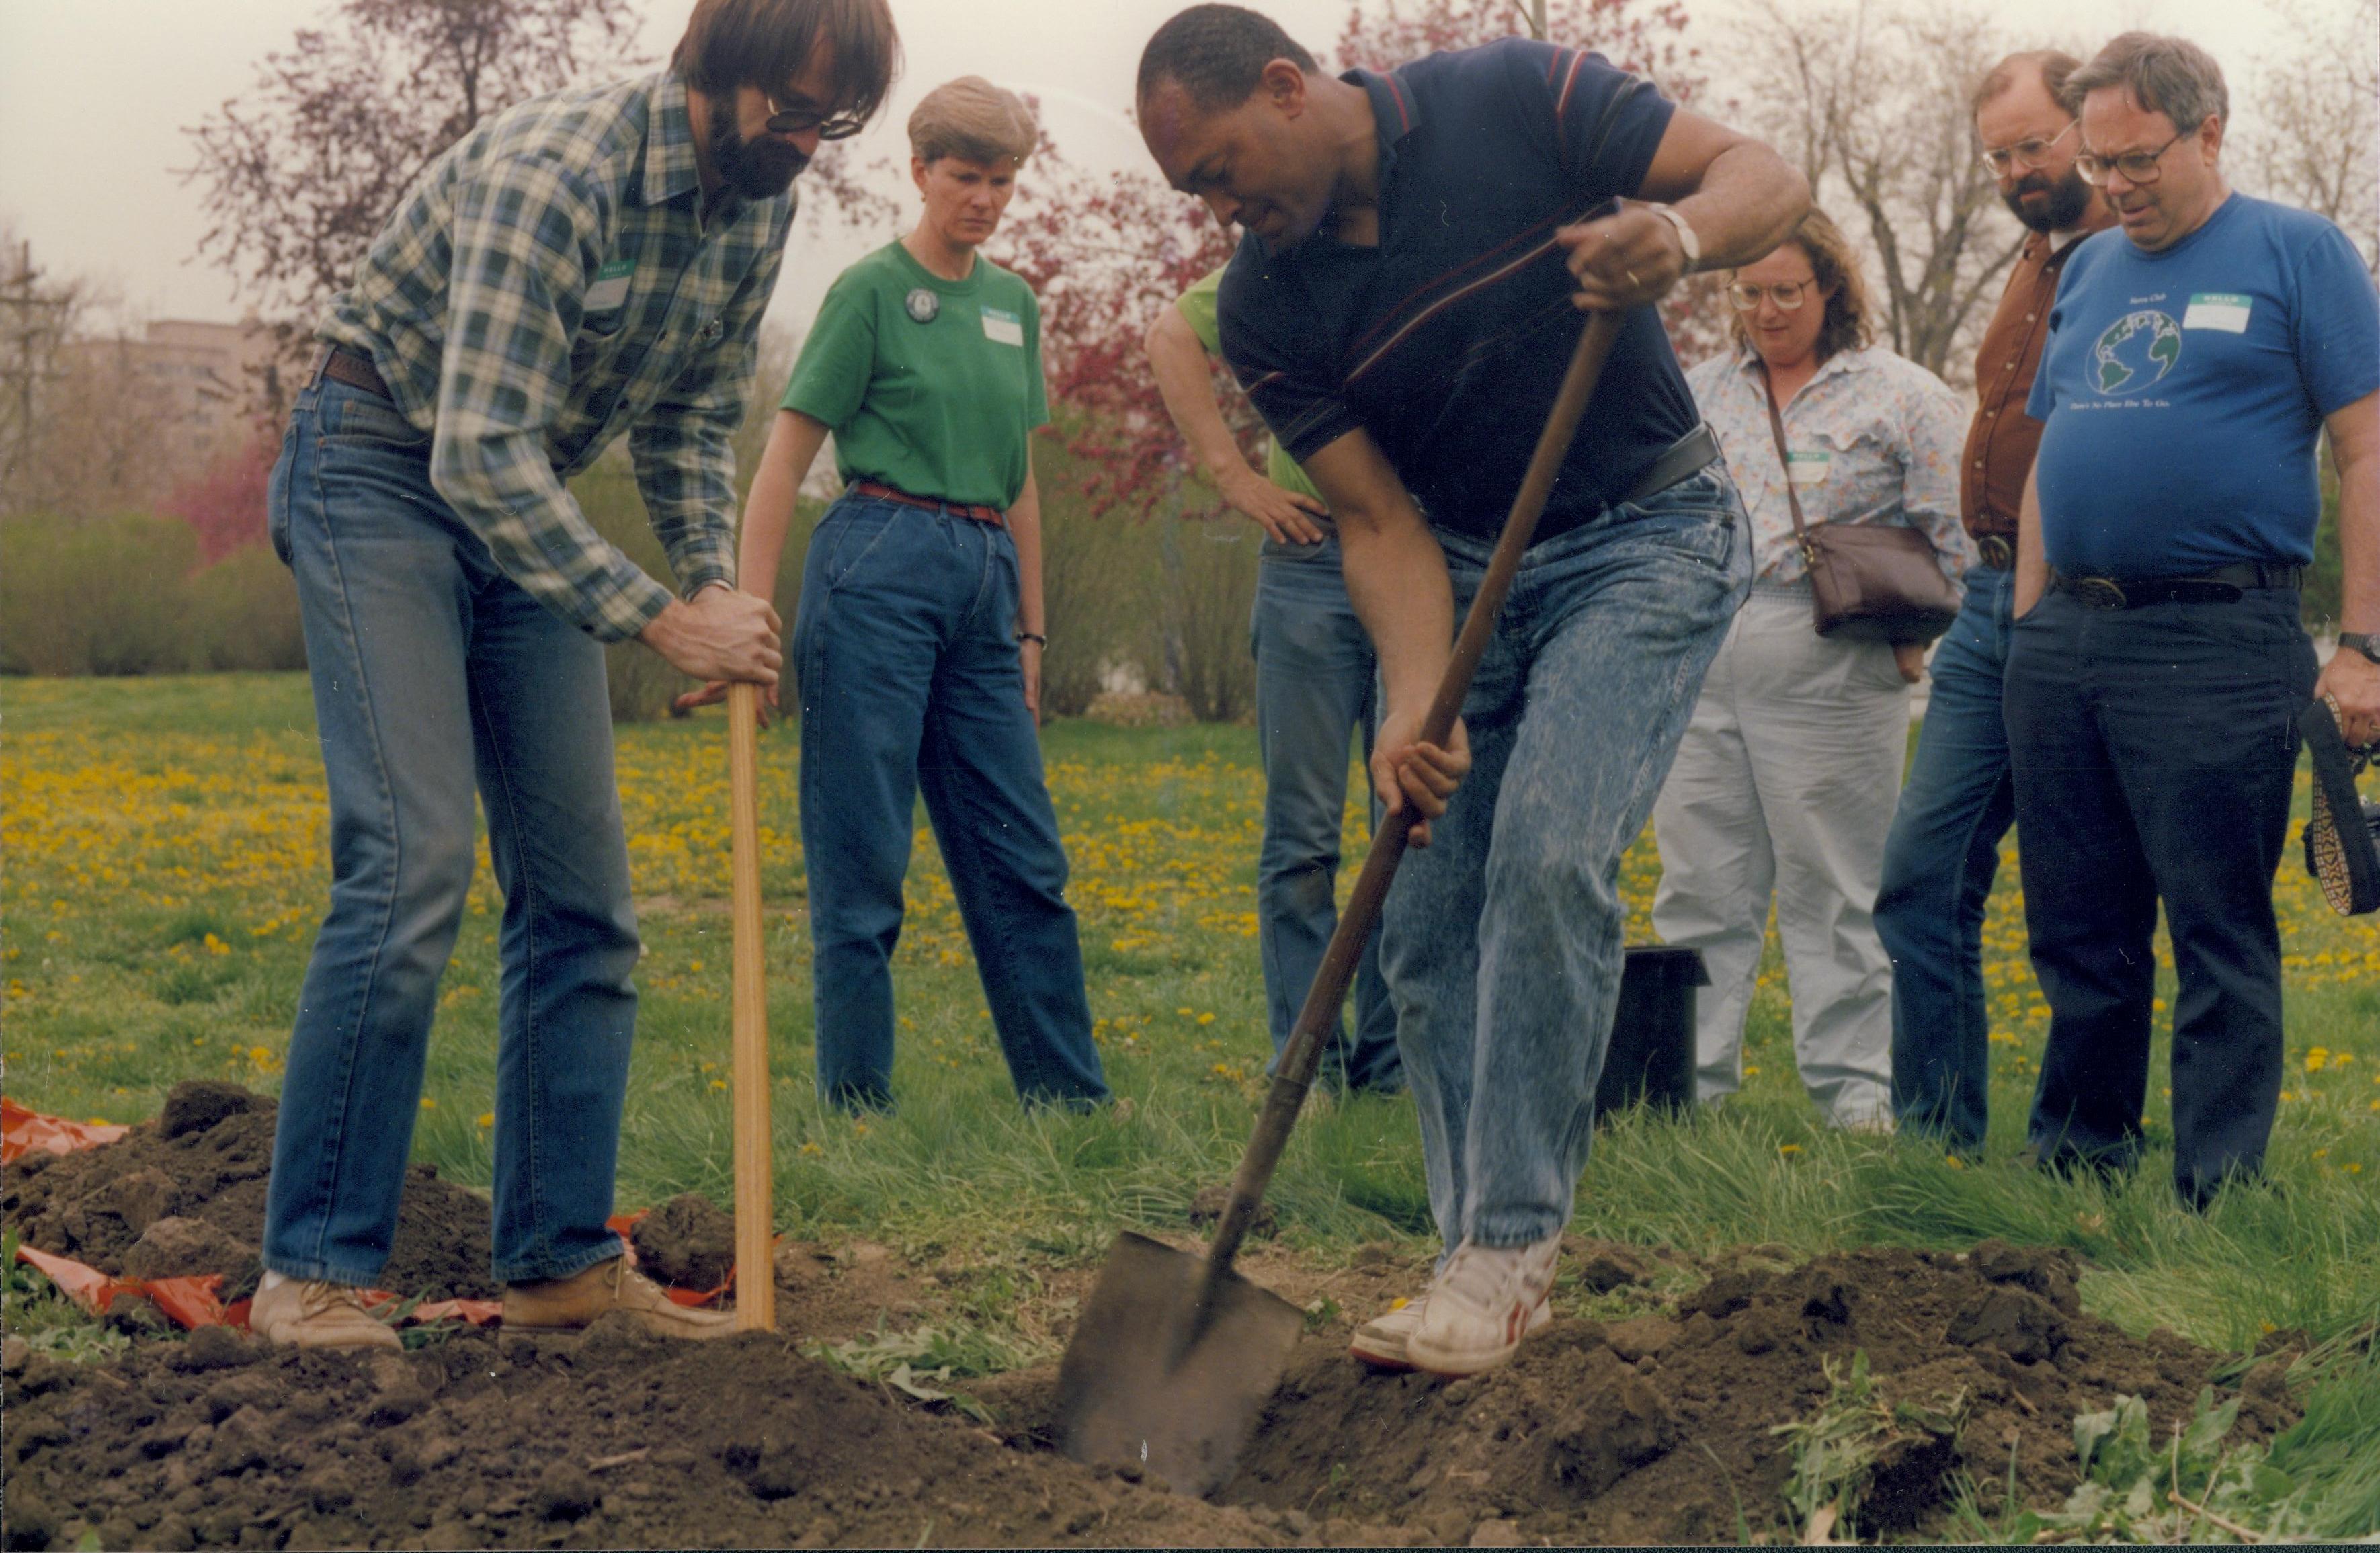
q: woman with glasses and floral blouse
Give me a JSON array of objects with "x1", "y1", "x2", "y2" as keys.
[
  {"x1": 682, "y1": 77, "x2": 1108, "y2": 1115},
  {"x1": 1651, "y1": 207, "x2": 1974, "y2": 1130}
]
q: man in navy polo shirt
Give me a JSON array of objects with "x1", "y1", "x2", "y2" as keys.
[
  {"x1": 1137, "y1": 3, "x2": 1807, "y2": 1376},
  {"x1": 2009, "y1": 33, "x2": 2380, "y2": 1208}
]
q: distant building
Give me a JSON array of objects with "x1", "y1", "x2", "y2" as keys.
[{"x1": 62, "y1": 319, "x2": 302, "y2": 460}]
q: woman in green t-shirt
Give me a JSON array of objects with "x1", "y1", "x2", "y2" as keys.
[{"x1": 695, "y1": 76, "x2": 1106, "y2": 1113}]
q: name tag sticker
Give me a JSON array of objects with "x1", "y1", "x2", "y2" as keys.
[
  {"x1": 585, "y1": 259, "x2": 634, "y2": 313},
  {"x1": 2184, "y1": 292, "x2": 2251, "y2": 333},
  {"x1": 981, "y1": 306, "x2": 1024, "y2": 347},
  {"x1": 1785, "y1": 450, "x2": 1832, "y2": 485}
]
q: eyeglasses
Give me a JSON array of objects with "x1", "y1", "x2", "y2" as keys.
[
  {"x1": 2074, "y1": 125, "x2": 2195, "y2": 187},
  {"x1": 1978, "y1": 119, "x2": 2076, "y2": 175},
  {"x1": 764, "y1": 91, "x2": 868, "y2": 141},
  {"x1": 1727, "y1": 279, "x2": 1815, "y2": 311}
]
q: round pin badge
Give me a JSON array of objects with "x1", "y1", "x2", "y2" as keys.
[{"x1": 904, "y1": 287, "x2": 940, "y2": 323}]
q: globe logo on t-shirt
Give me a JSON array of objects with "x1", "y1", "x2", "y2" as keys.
[{"x1": 2089, "y1": 310, "x2": 2183, "y2": 398}]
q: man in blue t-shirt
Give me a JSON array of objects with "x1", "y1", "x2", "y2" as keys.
[
  {"x1": 2008, "y1": 32, "x2": 2380, "y2": 1208},
  {"x1": 1136, "y1": 3, "x2": 1807, "y2": 1376}
]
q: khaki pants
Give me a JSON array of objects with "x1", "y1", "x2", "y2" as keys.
[{"x1": 1651, "y1": 587, "x2": 1910, "y2": 1128}]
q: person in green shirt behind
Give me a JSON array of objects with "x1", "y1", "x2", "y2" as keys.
[
  {"x1": 1145, "y1": 271, "x2": 1403, "y2": 1097},
  {"x1": 688, "y1": 76, "x2": 1108, "y2": 1112}
]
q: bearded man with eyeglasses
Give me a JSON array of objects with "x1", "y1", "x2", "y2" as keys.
[
  {"x1": 1873, "y1": 50, "x2": 2114, "y2": 1157},
  {"x1": 2004, "y1": 33, "x2": 2380, "y2": 1209},
  {"x1": 249, "y1": 0, "x2": 899, "y2": 1350}
]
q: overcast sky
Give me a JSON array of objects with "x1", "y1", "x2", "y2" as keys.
[{"x1": 0, "y1": 0, "x2": 2328, "y2": 339}]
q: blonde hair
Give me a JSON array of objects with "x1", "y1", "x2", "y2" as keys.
[
  {"x1": 1728, "y1": 206, "x2": 1874, "y2": 362},
  {"x1": 908, "y1": 76, "x2": 1036, "y2": 166}
]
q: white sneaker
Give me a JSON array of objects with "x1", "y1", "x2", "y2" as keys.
[
  {"x1": 1352, "y1": 1290, "x2": 1551, "y2": 1371},
  {"x1": 1349, "y1": 1296, "x2": 1427, "y2": 1370},
  {"x1": 1405, "y1": 1234, "x2": 1561, "y2": 1377}
]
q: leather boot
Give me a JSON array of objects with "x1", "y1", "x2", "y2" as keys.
[
  {"x1": 250, "y1": 1278, "x2": 403, "y2": 1350},
  {"x1": 502, "y1": 1257, "x2": 737, "y2": 1339}
]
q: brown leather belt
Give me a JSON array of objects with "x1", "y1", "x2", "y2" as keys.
[
  {"x1": 1973, "y1": 533, "x2": 2015, "y2": 570},
  {"x1": 850, "y1": 479, "x2": 1003, "y2": 527},
  {"x1": 316, "y1": 345, "x2": 393, "y2": 400}
]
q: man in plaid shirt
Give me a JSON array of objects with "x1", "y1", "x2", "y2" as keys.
[{"x1": 253, "y1": 0, "x2": 899, "y2": 1350}]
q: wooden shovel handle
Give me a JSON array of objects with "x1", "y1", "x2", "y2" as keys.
[
  {"x1": 1200, "y1": 310, "x2": 1628, "y2": 1285},
  {"x1": 729, "y1": 681, "x2": 776, "y2": 1331}
]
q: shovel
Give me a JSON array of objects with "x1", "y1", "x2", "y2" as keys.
[
  {"x1": 1052, "y1": 309, "x2": 1629, "y2": 1495},
  {"x1": 728, "y1": 681, "x2": 776, "y2": 1331}
]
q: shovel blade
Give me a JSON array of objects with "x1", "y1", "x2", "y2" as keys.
[{"x1": 1053, "y1": 1230, "x2": 1305, "y2": 1498}]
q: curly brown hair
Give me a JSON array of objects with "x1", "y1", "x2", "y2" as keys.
[{"x1": 1728, "y1": 207, "x2": 1873, "y2": 362}]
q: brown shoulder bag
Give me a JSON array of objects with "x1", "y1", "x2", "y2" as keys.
[{"x1": 1760, "y1": 367, "x2": 1961, "y2": 645}]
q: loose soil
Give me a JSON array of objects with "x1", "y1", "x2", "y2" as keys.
[
  {"x1": 3, "y1": 1083, "x2": 495, "y2": 1302},
  {"x1": 4, "y1": 1097, "x2": 2303, "y2": 1548}
]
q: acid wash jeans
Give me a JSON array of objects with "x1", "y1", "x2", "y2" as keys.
[
  {"x1": 263, "y1": 375, "x2": 639, "y2": 1290},
  {"x1": 1382, "y1": 468, "x2": 1750, "y2": 1256}
]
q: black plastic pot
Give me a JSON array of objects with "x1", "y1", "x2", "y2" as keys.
[{"x1": 1594, "y1": 945, "x2": 1707, "y2": 1119}]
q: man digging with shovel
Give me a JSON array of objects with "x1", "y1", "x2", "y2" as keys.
[
  {"x1": 1137, "y1": 5, "x2": 1805, "y2": 1378},
  {"x1": 249, "y1": 0, "x2": 899, "y2": 1350}
]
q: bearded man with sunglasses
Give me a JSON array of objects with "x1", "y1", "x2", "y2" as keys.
[
  {"x1": 2006, "y1": 33, "x2": 2380, "y2": 1208},
  {"x1": 251, "y1": 0, "x2": 899, "y2": 1349},
  {"x1": 1875, "y1": 50, "x2": 2112, "y2": 1156}
]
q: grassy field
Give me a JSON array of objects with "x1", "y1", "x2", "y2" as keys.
[{"x1": 5, "y1": 673, "x2": 2377, "y2": 1538}]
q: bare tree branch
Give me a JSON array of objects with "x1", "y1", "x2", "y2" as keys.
[{"x1": 180, "y1": 0, "x2": 645, "y2": 333}]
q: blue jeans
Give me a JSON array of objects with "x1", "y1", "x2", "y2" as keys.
[
  {"x1": 1877, "y1": 564, "x2": 2017, "y2": 1152},
  {"x1": 794, "y1": 494, "x2": 1108, "y2": 1111},
  {"x1": 2004, "y1": 587, "x2": 2313, "y2": 1204},
  {"x1": 1252, "y1": 539, "x2": 1402, "y2": 1092},
  {"x1": 1381, "y1": 470, "x2": 1750, "y2": 1254},
  {"x1": 262, "y1": 377, "x2": 639, "y2": 1289}
]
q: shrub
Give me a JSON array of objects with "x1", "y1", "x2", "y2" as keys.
[
  {"x1": 188, "y1": 545, "x2": 306, "y2": 671},
  {"x1": 0, "y1": 513, "x2": 199, "y2": 676}
]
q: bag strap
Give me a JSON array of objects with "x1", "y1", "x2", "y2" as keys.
[{"x1": 1758, "y1": 362, "x2": 1815, "y2": 564}]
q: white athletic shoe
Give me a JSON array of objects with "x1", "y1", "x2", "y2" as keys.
[
  {"x1": 1348, "y1": 1296, "x2": 1427, "y2": 1370},
  {"x1": 1404, "y1": 1234, "x2": 1561, "y2": 1377}
]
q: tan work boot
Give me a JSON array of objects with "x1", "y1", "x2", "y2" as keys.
[
  {"x1": 250, "y1": 1277, "x2": 403, "y2": 1351},
  {"x1": 502, "y1": 1257, "x2": 737, "y2": 1339}
]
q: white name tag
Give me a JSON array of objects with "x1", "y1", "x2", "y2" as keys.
[
  {"x1": 585, "y1": 259, "x2": 634, "y2": 313},
  {"x1": 981, "y1": 306, "x2": 1024, "y2": 347},
  {"x1": 1785, "y1": 450, "x2": 1832, "y2": 485},
  {"x1": 2183, "y1": 292, "x2": 2251, "y2": 333}
]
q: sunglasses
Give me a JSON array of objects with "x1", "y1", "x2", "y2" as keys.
[{"x1": 764, "y1": 91, "x2": 867, "y2": 141}]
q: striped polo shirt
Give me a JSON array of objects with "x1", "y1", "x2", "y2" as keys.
[{"x1": 1217, "y1": 38, "x2": 1696, "y2": 544}]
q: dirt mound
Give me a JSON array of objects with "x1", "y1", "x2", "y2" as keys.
[
  {"x1": 1, "y1": 1319, "x2": 1283, "y2": 1551},
  {"x1": 984, "y1": 1243, "x2": 2295, "y2": 1546},
  {"x1": 3, "y1": 1082, "x2": 497, "y2": 1302},
  {"x1": 1218, "y1": 1243, "x2": 2288, "y2": 1544},
  {"x1": 629, "y1": 1194, "x2": 735, "y2": 1291}
]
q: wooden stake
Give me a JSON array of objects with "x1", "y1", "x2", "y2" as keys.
[{"x1": 728, "y1": 681, "x2": 774, "y2": 1332}]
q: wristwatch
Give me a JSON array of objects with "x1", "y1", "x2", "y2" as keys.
[
  {"x1": 1648, "y1": 204, "x2": 1700, "y2": 270},
  {"x1": 2340, "y1": 632, "x2": 2380, "y2": 666}
]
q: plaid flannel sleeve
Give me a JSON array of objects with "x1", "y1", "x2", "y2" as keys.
[
  {"x1": 628, "y1": 235, "x2": 786, "y2": 597},
  {"x1": 429, "y1": 156, "x2": 676, "y2": 642}
]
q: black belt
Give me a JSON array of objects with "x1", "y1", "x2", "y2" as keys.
[
  {"x1": 2051, "y1": 562, "x2": 2304, "y2": 610},
  {"x1": 315, "y1": 345, "x2": 393, "y2": 400},
  {"x1": 1620, "y1": 421, "x2": 1721, "y2": 507},
  {"x1": 1973, "y1": 533, "x2": 2015, "y2": 570}
]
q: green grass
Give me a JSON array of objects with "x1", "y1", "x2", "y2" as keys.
[{"x1": 5, "y1": 673, "x2": 2377, "y2": 1539}]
